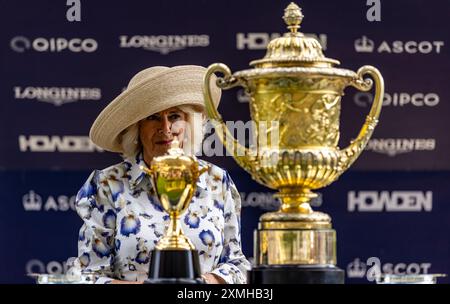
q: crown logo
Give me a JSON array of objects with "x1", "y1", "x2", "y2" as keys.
[
  {"x1": 355, "y1": 36, "x2": 375, "y2": 53},
  {"x1": 23, "y1": 190, "x2": 42, "y2": 211},
  {"x1": 237, "y1": 89, "x2": 250, "y2": 103},
  {"x1": 37, "y1": 96, "x2": 78, "y2": 106},
  {"x1": 347, "y1": 258, "x2": 367, "y2": 278}
]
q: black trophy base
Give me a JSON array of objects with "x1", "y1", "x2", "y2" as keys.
[
  {"x1": 248, "y1": 265, "x2": 345, "y2": 284},
  {"x1": 144, "y1": 249, "x2": 204, "y2": 284}
]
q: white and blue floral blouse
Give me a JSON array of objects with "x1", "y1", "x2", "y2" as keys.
[{"x1": 69, "y1": 152, "x2": 250, "y2": 284}]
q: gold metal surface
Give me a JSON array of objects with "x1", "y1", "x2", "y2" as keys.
[
  {"x1": 203, "y1": 2, "x2": 384, "y2": 265},
  {"x1": 141, "y1": 139, "x2": 208, "y2": 251},
  {"x1": 250, "y1": 2, "x2": 339, "y2": 68},
  {"x1": 256, "y1": 229, "x2": 337, "y2": 265}
]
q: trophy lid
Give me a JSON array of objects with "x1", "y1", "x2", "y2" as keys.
[
  {"x1": 150, "y1": 138, "x2": 196, "y2": 170},
  {"x1": 250, "y1": 2, "x2": 340, "y2": 68}
]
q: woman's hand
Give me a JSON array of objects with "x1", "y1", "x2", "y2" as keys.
[{"x1": 201, "y1": 273, "x2": 226, "y2": 284}]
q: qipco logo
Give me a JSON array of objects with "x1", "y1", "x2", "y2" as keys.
[
  {"x1": 10, "y1": 36, "x2": 98, "y2": 53},
  {"x1": 26, "y1": 259, "x2": 69, "y2": 275},
  {"x1": 354, "y1": 92, "x2": 440, "y2": 108}
]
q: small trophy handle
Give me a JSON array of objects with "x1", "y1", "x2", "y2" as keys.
[
  {"x1": 198, "y1": 166, "x2": 209, "y2": 176},
  {"x1": 203, "y1": 63, "x2": 255, "y2": 174},
  {"x1": 338, "y1": 65, "x2": 384, "y2": 172},
  {"x1": 140, "y1": 165, "x2": 153, "y2": 175}
]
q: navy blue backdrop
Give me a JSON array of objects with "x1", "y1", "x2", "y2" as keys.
[{"x1": 0, "y1": 0, "x2": 449, "y2": 283}]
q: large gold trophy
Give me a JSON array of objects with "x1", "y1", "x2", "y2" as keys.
[
  {"x1": 141, "y1": 138, "x2": 208, "y2": 284},
  {"x1": 203, "y1": 2, "x2": 384, "y2": 283}
]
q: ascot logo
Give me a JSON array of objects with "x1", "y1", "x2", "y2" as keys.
[
  {"x1": 119, "y1": 35, "x2": 210, "y2": 54},
  {"x1": 347, "y1": 191, "x2": 433, "y2": 212},
  {"x1": 365, "y1": 138, "x2": 435, "y2": 156},
  {"x1": 19, "y1": 135, "x2": 104, "y2": 153},
  {"x1": 10, "y1": 36, "x2": 98, "y2": 53},
  {"x1": 354, "y1": 36, "x2": 444, "y2": 54},
  {"x1": 14, "y1": 86, "x2": 101, "y2": 106},
  {"x1": 347, "y1": 258, "x2": 432, "y2": 280},
  {"x1": 354, "y1": 92, "x2": 440, "y2": 108},
  {"x1": 237, "y1": 33, "x2": 328, "y2": 50},
  {"x1": 23, "y1": 190, "x2": 76, "y2": 212}
]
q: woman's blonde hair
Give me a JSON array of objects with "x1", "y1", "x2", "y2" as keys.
[{"x1": 120, "y1": 105, "x2": 206, "y2": 159}]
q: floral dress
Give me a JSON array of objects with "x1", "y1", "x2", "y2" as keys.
[{"x1": 68, "y1": 152, "x2": 251, "y2": 284}]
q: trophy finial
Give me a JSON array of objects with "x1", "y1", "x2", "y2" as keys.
[
  {"x1": 283, "y1": 2, "x2": 303, "y2": 33},
  {"x1": 249, "y1": 1, "x2": 339, "y2": 68},
  {"x1": 166, "y1": 137, "x2": 183, "y2": 156}
]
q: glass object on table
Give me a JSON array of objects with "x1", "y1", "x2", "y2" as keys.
[
  {"x1": 376, "y1": 274, "x2": 446, "y2": 284},
  {"x1": 28, "y1": 273, "x2": 96, "y2": 284}
]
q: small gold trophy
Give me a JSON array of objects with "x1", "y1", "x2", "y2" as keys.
[
  {"x1": 141, "y1": 138, "x2": 208, "y2": 283},
  {"x1": 203, "y1": 2, "x2": 384, "y2": 283}
]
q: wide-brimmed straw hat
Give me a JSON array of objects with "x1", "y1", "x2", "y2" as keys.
[{"x1": 89, "y1": 65, "x2": 221, "y2": 153}]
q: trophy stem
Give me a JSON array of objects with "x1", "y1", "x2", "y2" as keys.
[
  {"x1": 169, "y1": 213, "x2": 182, "y2": 236},
  {"x1": 156, "y1": 212, "x2": 194, "y2": 251},
  {"x1": 275, "y1": 187, "x2": 317, "y2": 214}
]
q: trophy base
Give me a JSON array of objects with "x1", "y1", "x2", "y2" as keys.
[
  {"x1": 255, "y1": 227, "x2": 337, "y2": 265},
  {"x1": 248, "y1": 264, "x2": 345, "y2": 284},
  {"x1": 255, "y1": 210, "x2": 337, "y2": 265},
  {"x1": 146, "y1": 249, "x2": 203, "y2": 284}
]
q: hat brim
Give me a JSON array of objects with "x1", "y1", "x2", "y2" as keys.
[{"x1": 89, "y1": 65, "x2": 221, "y2": 153}]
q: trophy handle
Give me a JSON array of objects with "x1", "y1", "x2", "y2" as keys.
[
  {"x1": 203, "y1": 63, "x2": 255, "y2": 174},
  {"x1": 338, "y1": 65, "x2": 384, "y2": 173},
  {"x1": 140, "y1": 165, "x2": 153, "y2": 175},
  {"x1": 198, "y1": 166, "x2": 209, "y2": 176}
]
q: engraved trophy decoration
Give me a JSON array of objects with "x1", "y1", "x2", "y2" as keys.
[
  {"x1": 141, "y1": 138, "x2": 208, "y2": 284},
  {"x1": 203, "y1": 2, "x2": 384, "y2": 283}
]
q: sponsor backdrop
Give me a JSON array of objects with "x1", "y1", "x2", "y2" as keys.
[{"x1": 0, "y1": 0, "x2": 449, "y2": 283}]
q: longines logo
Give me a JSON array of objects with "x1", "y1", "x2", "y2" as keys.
[
  {"x1": 240, "y1": 192, "x2": 280, "y2": 211},
  {"x1": 365, "y1": 138, "x2": 436, "y2": 156},
  {"x1": 236, "y1": 33, "x2": 327, "y2": 50},
  {"x1": 23, "y1": 190, "x2": 76, "y2": 212},
  {"x1": 354, "y1": 92, "x2": 440, "y2": 108},
  {"x1": 240, "y1": 192, "x2": 322, "y2": 210},
  {"x1": 354, "y1": 36, "x2": 444, "y2": 54},
  {"x1": 348, "y1": 191, "x2": 433, "y2": 212},
  {"x1": 10, "y1": 36, "x2": 98, "y2": 53},
  {"x1": 14, "y1": 86, "x2": 101, "y2": 106},
  {"x1": 119, "y1": 35, "x2": 210, "y2": 54},
  {"x1": 19, "y1": 135, "x2": 104, "y2": 153},
  {"x1": 347, "y1": 258, "x2": 432, "y2": 280}
]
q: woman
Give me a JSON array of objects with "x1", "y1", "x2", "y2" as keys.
[{"x1": 69, "y1": 65, "x2": 250, "y2": 284}]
